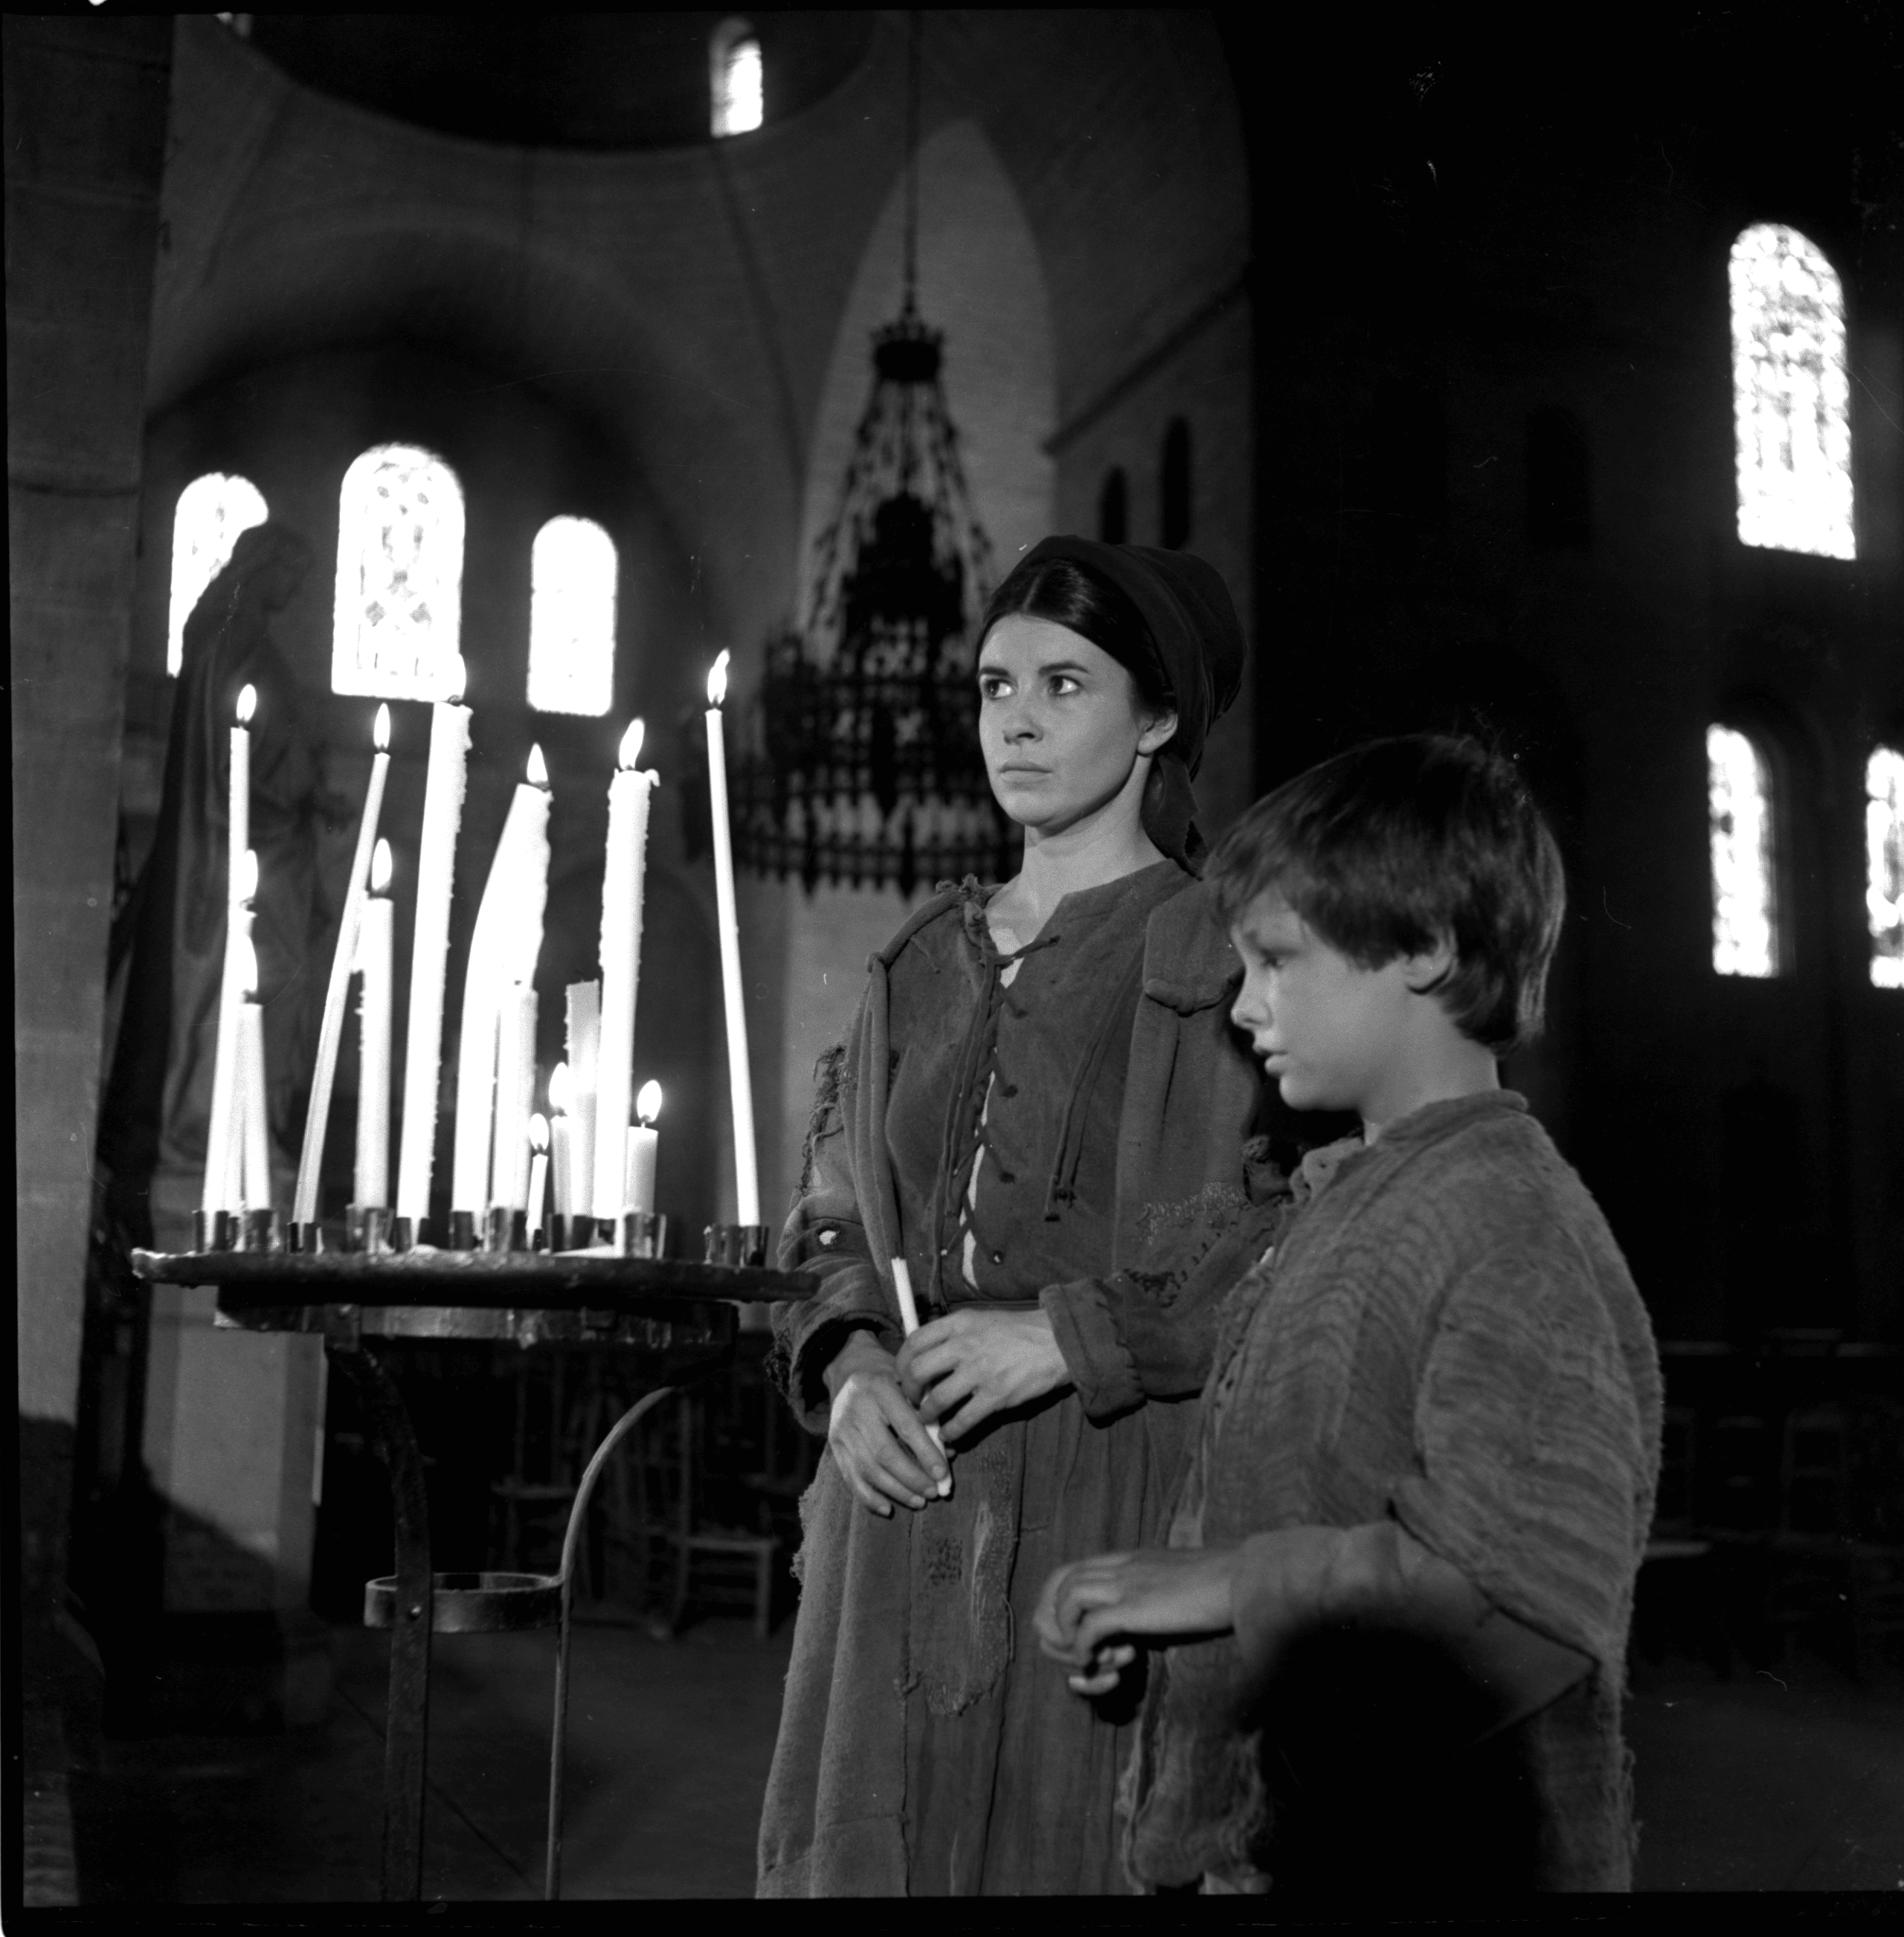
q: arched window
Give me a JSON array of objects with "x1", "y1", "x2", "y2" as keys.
[
  {"x1": 710, "y1": 18, "x2": 763, "y2": 138},
  {"x1": 1868, "y1": 745, "x2": 1904, "y2": 989},
  {"x1": 1729, "y1": 224, "x2": 1854, "y2": 560},
  {"x1": 1708, "y1": 724, "x2": 1782, "y2": 978},
  {"x1": 1160, "y1": 419, "x2": 1191, "y2": 549},
  {"x1": 331, "y1": 444, "x2": 465, "y2": 700},
  {"x1": 167, "y1": 472, "x2": 268, "y2": 676},
  {"x1": 527, "y1": 517, "x2": 617, "y2": 717},
  {"x1": 1098, "y1": 468, "x2": 1128, "y2": 545}
]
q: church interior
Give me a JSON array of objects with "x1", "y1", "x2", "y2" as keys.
[{"x1": 11, "y1": 7, "x2": 1904, "y2": 1906}]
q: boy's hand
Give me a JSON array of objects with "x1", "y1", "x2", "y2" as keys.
[
  {"x1": 824, "y1": 1331, "x2": 951, "y2": 1515},
  {"x1": 1035, "y1": 1546, "x2": 1241, "y2": 1694},
  {"x1": 895, "y1": 1307, "x2": 1071, "y2": 1443}
]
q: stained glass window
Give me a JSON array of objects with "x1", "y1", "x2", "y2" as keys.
[
  {"x1": 331, "y1": 444, "x2": 465, "y2": 700},
  {"x1": 1708, "y1": 724, "x2": 1781, "y2": 978},
  {"x1": 167, "y1": 473, "x2": 268, "y2": 676},
  {"x1": 1730, "y1": 224, "x2": 1854, "y2": 560},
  {"x1": 1868, "y1": 746, "x2": 1904, "y2": 990},
  {"x1": 527, "y1": 516, "x2": 617, "y2": 717},
  {"x1": 711, "y1": 19, "x2": 762, "y2": 136}
]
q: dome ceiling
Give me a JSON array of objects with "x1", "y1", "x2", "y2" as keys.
[{"x1": 245, "y1": 12, "x2": 875, "y2": 149}]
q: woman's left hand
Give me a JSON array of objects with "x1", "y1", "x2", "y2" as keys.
[{"x1": 895, "y1": 1307, "x2": 1072, "y2": 1443}]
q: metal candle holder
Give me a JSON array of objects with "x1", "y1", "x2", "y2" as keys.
[{"x1": 704, "y1": 1222, "x2": 769, "y2": 1269}]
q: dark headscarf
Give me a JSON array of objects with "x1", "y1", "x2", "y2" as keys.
[{"x1": 1000, "y1": 535, "x2": 1245, "y2": 870}]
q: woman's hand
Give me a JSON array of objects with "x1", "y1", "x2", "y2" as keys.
[
  {"x1": 895, "y1": 1307, "x2": 1072, "y2": 1443},
  {"x1": 1034, "y1": 1546, "x2": 1241, "y2": 1695},
  {"x1": 824, "y1": 1330, "x2": 952, "y2": 1517}
]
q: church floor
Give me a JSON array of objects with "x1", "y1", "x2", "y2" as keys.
[{"x1": 66, "y1": 1621, "x2": 1904, "y2": 1902}]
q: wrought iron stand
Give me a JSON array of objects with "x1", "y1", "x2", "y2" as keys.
[{"x1": 129, "y1": 1245, "x2": 808, "y2": 1903}]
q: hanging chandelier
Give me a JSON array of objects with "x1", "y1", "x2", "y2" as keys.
[{"x1": 725, "y1": 21, "x2": 1016, "y2": 898}]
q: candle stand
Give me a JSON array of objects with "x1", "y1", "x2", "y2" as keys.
[{"x1": 129, "y1": 1240, "x2": 811, "y2": 1904}]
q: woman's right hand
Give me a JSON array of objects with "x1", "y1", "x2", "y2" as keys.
[{"x1": 824, "y1": 1330, "x2": 952, "y2": 1517}]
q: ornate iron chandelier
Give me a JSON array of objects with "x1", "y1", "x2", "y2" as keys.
[{"x1": 727, "y1": 22, "x2": 1016, "y2": 897}]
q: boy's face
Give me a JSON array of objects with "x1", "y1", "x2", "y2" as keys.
[{"x1": 1228, "y1": 890, "x2": 1424, "y2": 1118}]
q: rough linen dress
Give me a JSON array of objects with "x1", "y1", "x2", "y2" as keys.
[{"x1": 759, "y1": 862, "x2": 1287, "y2": 1896}]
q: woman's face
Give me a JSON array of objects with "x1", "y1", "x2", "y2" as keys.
[{"x1": 977, "y1": 616, "x2": 1177, "y2": 837}]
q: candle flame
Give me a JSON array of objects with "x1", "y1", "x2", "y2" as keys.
[
  {"x1": 530, "y1": 1112, "x2": 550, "y2": 1153},
  {"x1": 636, "y1": 1079, "x2": 663, "y2": 1126},
  {"x1": 527, "y1": 744, "x2": 549, "y2": 787},
  {"x1": 370, "y1": 838, "x2": 393, "y2": 895},
  {"x1": 447, "y1": 657, "x2": 467, "y2": 705},
  {"x1": 236, "y1": 848, "x2": 259, "y2": 903},
  {"x1": 239, "y1": 934, "x2": 260, "y2": 997},
  {"x1": 373, "y1": 703, "x2": 390, "y2": 752},
  {"x1": 236, "y1": 684, "x2": 257, "y2": 725},
  {"x1": 707, "y1": 651, "x2": 730, "y2": 707},
  {"x1": 618, "y1": 718, "x2": 645, "y2": 770},
  {"x1": 549, "y1": 1061, "x2": 572, "y2": 1115}
]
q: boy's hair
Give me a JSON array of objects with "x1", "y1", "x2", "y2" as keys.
[{"x1": 1209, "y1": 734, "x2": 1566, "y2": 1054}]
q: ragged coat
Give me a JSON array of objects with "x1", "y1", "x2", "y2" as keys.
[{"x1": 757, "y1": 866, "x2": 1289, "y2": 1896}]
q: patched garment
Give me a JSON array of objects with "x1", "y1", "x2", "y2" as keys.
[{"x1": 759, "y1": 863, "x2": 1291, "y2": 1897}]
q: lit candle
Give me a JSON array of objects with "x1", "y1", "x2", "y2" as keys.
[
  {"x1": 704, "y1": 653, "x2": 759, "y2": 1226},
  {"x1": 237, "y1": 933, "x2": 271, "y2": 1214},
  {"x1": 527, "y1": 1112, "x2": 550, "y2": 1245},
  {"x1": 396, "y1": 665, "x2": 472, "y2": 1230},
  {"x1": 451, "y1": 744, "x2": 552, "y2": 1221},
  {"x1": 231, "y1": 683, "x2": 254, "y2": 895},
  {"x1": 490, "y1": 980, "x2": 538, "y2": 1213},
  {"x1": 624, "y1": 1079, "x2": 662, "y2": 1215},
  {"x1": 353, "y1": 838, "x2": 394, "y2": 1210},
  {"x1": 564, "y1": 981, "x2": 599, "y2": 1219},
  {"x1": 297, "y1": 704, "x2": 392, "y2": 1225},
  {"x1": 592, "y1": 721, "x2": 657, "y2": 1221},
  {"x1": 202, "y1": 692, "x2": 255, "y2": 1220},
  {"x1": 548, "y1": 1062, "x2": 575, "y2": 1219}
]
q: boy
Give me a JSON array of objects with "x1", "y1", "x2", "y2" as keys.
[{"x1": 1035, "y1": 734, "x2": 1662, "y2": 1895}]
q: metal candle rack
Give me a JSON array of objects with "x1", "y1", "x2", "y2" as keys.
[{"x1": 130, "y1": 1229, "x2": 805, "y2": 1904}]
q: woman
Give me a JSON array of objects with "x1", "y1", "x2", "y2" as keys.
[{"x1": 757, "y1": 536, "x2": 1289, "y2": 1896}]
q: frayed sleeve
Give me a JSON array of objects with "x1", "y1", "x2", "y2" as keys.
[
  {"x1": 1388, "y1": 1247, "x2": 1653, "y2": 1667},
  {"x1": 770, "y1": 1037, "x2": 901, "y2": 1435},
  {"x1": 1042, "y1": 1196, "x2": 1290, "y2": 1422}
]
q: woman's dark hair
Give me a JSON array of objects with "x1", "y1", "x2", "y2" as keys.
[
  {"x1": 1208, "y1": 734, "x2": 1567, "y2": 1055},
  {"x1": 977, "y1": 553, "x2": 1174, "y2": 720}
]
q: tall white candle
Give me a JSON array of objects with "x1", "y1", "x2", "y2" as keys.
[
  {"x1": 564, "y1": 982, "x2": 600, "y2": 1219},
  {"x1": 298, "y1": 704, "x2": 392, "y2": 1225},
  {"x1": 490, "y1": 981, "x2": 538, "y2": 1212},
  {"x1": 221, "y1": 890, "x2": 253, "y2": 1214},
  {"x1": 527, "y1": 1113, "x2": 550, "y2": 1245},
  {"x1": 353, "y1": 839, "x2": 394, "y2": 1209},
  {"x1": 202, "y1": 689, "x2": 255, "y2": 1219},
  {"x1": 592, "y1": 722, "x2": 656, "y2": 1222},
  {"x1": 231, "y1": 683, "x2": 254, "y2": 895},
  {"x1": 396, "y1": 669, "x2": 471, "y2": 1227},
  {"x1": 237, "y1": 934, "x2": 271, "y2": 1214},
  {"x1": 548, "y1": 1062, "x2": 575, "y2": 1218},
  {"x1": 451, "y1": 746, "x2": 552, "y2": 1216},
  {"x1": 623, "y1": 1079, "x2": 661, "y2": 1215},
  {"x1": 705, "y1": 653, "x2": 760, "y2": 1225}
]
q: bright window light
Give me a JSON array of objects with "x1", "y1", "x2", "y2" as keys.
[
  {"x1": 1868, "y1": 746, "x2": 1904, "y2": 990},
  {"x1": 1730, "y1": 223, "x2": 1854, "y2": 561},
  {"x1": 527, "y1": 517, "x2": 617, "y2": 717},
  {"x1": 1708, "y1": 724, "x2": 1781, "y2": 978},
  {"x1": 332, "y1": 444, "x2": 465, "y2": 700},
  {"x1": 167, "y1": 473, "x2": 268, "y2": 676},
  {"x1": 712, "y1": 20, "x2": 762, "y2": 137}
]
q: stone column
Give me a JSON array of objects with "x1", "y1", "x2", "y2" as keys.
[{"x1": 7, "y1": 12, "x2": 175, "y2": 1901}]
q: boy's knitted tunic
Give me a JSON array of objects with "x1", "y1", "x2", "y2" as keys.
[{"x1": 1122, "y1": 1092, "x2": 1663, "y2": 1892}]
